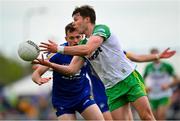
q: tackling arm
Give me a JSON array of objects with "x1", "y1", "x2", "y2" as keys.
[
  {"x1": 50, "y1": 56, "x2": 85, "y2": 75},
  {"x1": 39, "y1": 36, "x2": 104, "y2": 56},
  {"x1": 32, "y1": 55, "x2": 85, "y2": 76}
]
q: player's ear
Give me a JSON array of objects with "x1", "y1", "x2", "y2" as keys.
[{"x1": 85, "y1": 17, "x2": 90, "y2": 22}]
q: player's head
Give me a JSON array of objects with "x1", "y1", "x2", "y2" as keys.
[
  {"x1": 150, "y1": 48, "x2": 160, "y2": 63},
  {"x1": 65, "y1": 22, "x2": 83, "y2": 46},
  {"x1": 72, "y1": 5, "x2": 96, "y2": 34},
  {"x1": 150, "y1": 48, "x2": 159, "y2": 54}
]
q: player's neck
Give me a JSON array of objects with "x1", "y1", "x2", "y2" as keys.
[
  {"x1": 154, "y1": 61, "x2": 161, "y2": 65},
  {"x1": 85, "y1": 24, "x2": 95, "y2": 38}
]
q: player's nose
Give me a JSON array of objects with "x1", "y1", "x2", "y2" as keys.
[{"x1": 74, "y1": 39, "x2": 79, "y2": 44}]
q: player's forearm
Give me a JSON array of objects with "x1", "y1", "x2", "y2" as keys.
[
  {"x1": 50, "y1": 62, "x2": 77, "y2": 76},
  {"x1": 129, "y1": 54, "x2": 159, "y2": 62},
  {"x1": 32, "y1": 66, "x2": 49, "y2": 83},
  {"x1": 63, "y1": 45, "x2": 92, "y2": 56},
  {"x1": 32, "y1": 71, "x2": 42, "y2": 83}
]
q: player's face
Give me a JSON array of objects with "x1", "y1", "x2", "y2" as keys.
[
  {"x1": 73, "y1": 13, "x2": 87, "y2": 34},
  {"x1": 151, "y1": 50, "x2": 159, "y2": 54},
  {"x1": 151, "y1": 49, "x2": 160, "y2": 63},
  {"x1": 65, "y1": 31, "x2": 82, "y2": 46}
]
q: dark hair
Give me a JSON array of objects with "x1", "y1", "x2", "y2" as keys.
[
  {"x1": 65, "y1": 22, "x2": 76, "y2": 35},
  {"x1": 150, "y1": 48, "x2": 159, "y2": 54},
  {"x1": 72, "y1": 5, "x2": 96, "y2": 24}
]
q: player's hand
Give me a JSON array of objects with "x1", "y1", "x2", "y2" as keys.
[
  {"x1": 32, "y1": 54, "x2": 52, "y2": 67},
  {"x1": 159, "y1": 48, "x2": 176, "y2": 59},
  {"x1": 39, "y1": 40, "x2": 58, "y2": 53},
  {"x1": 33, "y1": 77, "x2": 51, "y2": 85}
]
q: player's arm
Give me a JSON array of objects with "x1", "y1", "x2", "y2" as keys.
[
  {"x1": 32, "y1": 65, "x2": 50, "y2": 85},
  {"x1": 64, "y1": 36, "x2": 103, "y2": 56},
  {"x1": 161, "y1": 75, "x2": 179, "y2": 90},
  {"x1": 32, "y1": 55, "x2": 85, "y2": 76},
  {"x1": 126, "y1": 48, "x2": 176, "y2": 62},
  {"x1": 50, "y1": 56, "x2": 85, "y2": 75},
  {"x1": 161, "y1": 64, "x2": 179, "y2": 90},
  {"x1": 40, "y1": 37, "x2": 103, "y2": 56},
  {"x1": 169, "y1": 76, "x2": 179, "y2": 87},
  {"x1": 126, "y1": 52, "x2": 159, "y2": 62}
]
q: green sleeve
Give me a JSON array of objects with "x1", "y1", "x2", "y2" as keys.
[
  {"x1": 92, "y1": 25, "x2": 111, "y2": 41},
  {"x1": 143, "y1": 63, "x2": 152, "y2": 79},
  {"x1": 164, "y1": 63, "x2": 175, "y2": 76},
  {"x1": 78, "y1": 38, "x2": 88, "y2": 45}
]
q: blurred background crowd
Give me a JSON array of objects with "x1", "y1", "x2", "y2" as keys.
[{"x1": 0, "y1": 70, "x2": 180, "y2": 120}]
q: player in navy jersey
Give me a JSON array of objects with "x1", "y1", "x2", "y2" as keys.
[{"x1": 32, "y1": 23, "x2": 104, "y2": 121}]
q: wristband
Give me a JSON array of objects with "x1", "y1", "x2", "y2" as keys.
[{"x1": 57, "y1": 46, "x2": 65, "y2": 54}]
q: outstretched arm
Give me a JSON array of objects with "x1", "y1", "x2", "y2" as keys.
[
  {"x1": 32, "y1": 54, "x2": 84, "y2": 76},
  {"x1": 39, "y1": 36, "x2": 103, "y2": 56},
  {"x1": 126, "y1": 48, "x2": 176, "y2": 62},
  {"x1": 32, "y1": 65, "x2": 50, "y2": 85}
]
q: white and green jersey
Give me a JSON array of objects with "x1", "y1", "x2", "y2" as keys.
[
  {"x1": 143, "y1": 62, "x2": 175, "y2": 99},
  {"x1": 79, "y1": 24, "x2": 136, "y2": 89}
]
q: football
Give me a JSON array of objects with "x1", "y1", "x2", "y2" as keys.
[{"x1": 18, "y1": 40, "x2": 40, "y2": 61}]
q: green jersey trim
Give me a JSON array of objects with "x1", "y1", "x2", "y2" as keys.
[
  {"x1": 92, "y1": 24, "x2": 111, "y2": 41},
  {"x1": 78, "y1": 38, "x2": 88, "y2": 45}
]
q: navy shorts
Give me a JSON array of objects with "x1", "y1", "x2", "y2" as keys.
[
  {"x1": 54, "y1": 96, "x2": 96, "y2": 117},
  {"x1": 95, "y1": 99, "x2": 109, "y2": 113}
]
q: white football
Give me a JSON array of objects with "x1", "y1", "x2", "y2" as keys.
[{"x1": 18, "y1": 40, "x2": 40, "y2": 61}]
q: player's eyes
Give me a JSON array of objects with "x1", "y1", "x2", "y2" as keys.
[{"x1": 69, "y1": 35, "x2": 81, "y2": 40}]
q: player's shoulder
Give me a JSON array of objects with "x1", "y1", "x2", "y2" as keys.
[
  {"x1": 95, "y1": 24, "x2": 110, "y2": 28},
  {"x1": 145, "y1": 62, "x2": 154, "y2": 68},
  {"x1": 93, "y1": 24, "x2": 111, "y2": 39},
  {"x1": 94, "y1": 24, "x2": 110, "y2": 32},
  {"x1": 161, "y1": 61, "x2": 173, "y2": 68}
]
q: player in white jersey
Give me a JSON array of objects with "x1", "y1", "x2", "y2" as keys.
[
  {"x1": 143, "y1": 48, "x2": 178, "y2": 120},
  {"x1": 35, "y1": 5, "x2": 157, "y2": 120}
]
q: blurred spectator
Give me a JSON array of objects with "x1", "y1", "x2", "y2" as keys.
[
  {"x1": 143, "y1": 48, "x2": 179, "y2": 120},
  {"x1": 37, "y1": 95, "x2": 51, "y2": 120},
  {"x1": 17, "y1": 96, "x2": 38, "y2": 119},
  {"x1": 0, "y1": 92, "x2": 12, "y2": 119}
]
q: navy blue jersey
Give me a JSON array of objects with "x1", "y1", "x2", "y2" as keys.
[{"x1": 49, "y1": 43, "x2": 91, "y2": 108}]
